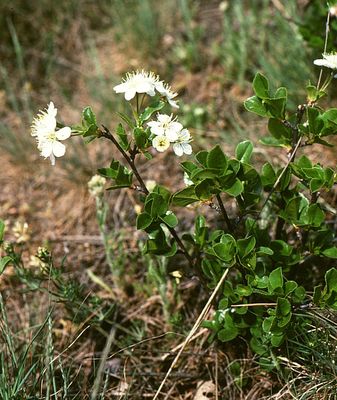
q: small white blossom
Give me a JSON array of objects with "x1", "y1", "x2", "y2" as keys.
[
  {"x1": 183, "y1": 172, "x2": 193, "y2": 186},
  {"x1": 31, "y1": 102, "x2": 71, "y2": 165},
  {"x1": 330, "y1": 6, "x2": 337, "y2": 17},
  {"x1": 12, "y1": 220, "x2": 30, "y2": 243},
  {"x1": 88, "y1": 175, "x2": 106, "y2": 197},
  {"x1": 173, "y1": 129, "x2": 192, "y2": 156},
  {"x1": 152, "y1": 135, "x2": 170, "y2": 153},
  {"x1": 31, "y1": 102, "x2": 57, "y2": 138},
  {"x1": 313, "y1": 53, "x2": 337, "y2": 70},
  {"x1": 113, "y1": 70, "x2": 158, "y2": 100},
  {"x1": 145, "y1": 179, "x2": 156, "y2": 192},
  {"x1": 155, "y1": 81, "x2": 179, "y2": 108},
  {"x1": 148, "y1": 114, "x2": 183, "y2": 142}
]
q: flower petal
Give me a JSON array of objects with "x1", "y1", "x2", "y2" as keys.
[
  {"x1": 40, "y1": 141, "x2": 53, "y2": 158},
  {"x1": 182, "y1": 143, "x2": 192, "y2": 155},
  {"x1": 166, "y1": 129, "x2": 179, "y2": 142},
  {"x1": 125, "y1": 89, "x2": 136, "y2": 101},
  {"x1": 52, "y1": 141, "x2": 66, "y2": 157},
  {"x1": 173, "y1": 143, "x2": 183, "y2": 156},
  {"x1": 113, "y1": 83, "x2": 126, "y2": 93},
  {"x1": 56, "y1": 126, "x2": 71, "y2": 140},
  {"x1": 50, "y1": 153, "x2": 56, "y2": 166},
  {"x1": 168, "y1": 98, "x2": 179, "y2": 108},
  {"x1": 313, "y1": 59, "x2": 329, "y2": 67},
  {"x1": 47, "y1": 102, "x2": 57, "y2": 117}
]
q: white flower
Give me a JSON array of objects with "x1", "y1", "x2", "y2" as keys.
[
  {"x1": 330, "y1": 6, "x2": 337, "y2": 17},
  {"x1": 31, "y1": 102, "x2": 71, "y2": 166},
  {"x1": 31, "y1": 101, "x2": 57, "y2": 138},
  {"x1": 88, "y1": 175, "x2": 106, "y2": 197},
  {"x1": 155, "y1": 81, "x2": 179, "y2": 108},
  {"x1": 183, "y1": 172, "x2": 193, "y2": 186},
  {"x1": 147, "y1": 114, "x2": 183, "y2": 142},
  {"x1": 145, "y1": 179, "x2": 156, "y2": 192},
  {"x1": 173, "y1": 129, "x2": 192, "y2": 156},
  {"x1": 113, "y1": 70, "x2": 158, "y2": 100},
  {"x1": 313, "y1": 53, "x2": 337, "y2": 70},
  {"x1": 152, "y1": 135, "x2": 170, "y2": 152}
]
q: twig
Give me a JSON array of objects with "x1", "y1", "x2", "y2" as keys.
[
  {"x1": 231, "y1": 302, "x2": 277, "y2": 308},
  {"x1": 317, "y1": 10, "x2": 331, "y2": 90},
  {"x1": 216, "y1": 193, "x2": 234, "y2": 233},
  {"x1": 90, "y1": 326, "x2": 116, "y2": 400},
  {"x1": 153, "y1": 268, "x2": 229, "y2": 400},
  {"x1": 252, "y1": 137, "x2": 302, "y2": 229},
  {"x1": 160, "y1": 327, "x2": 209, "y2": 361},
  {"x1": 215, "y1": 350, "x2": 219, "y2": 400}
]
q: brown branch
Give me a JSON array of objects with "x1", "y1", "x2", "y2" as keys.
[{"x1": 215, "y1": 194, "x2": 234, "y2": 234}]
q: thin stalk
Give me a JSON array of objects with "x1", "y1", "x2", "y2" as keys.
[
  {"x1": 317, "y1": 11, "x2": 331, "y2": 90},
  {"x1": 215, "y1": 194, "x2": 234, "y2": 234},
  {"x1": 101, "y1": 126, "x2": 194, "y2": 267}
]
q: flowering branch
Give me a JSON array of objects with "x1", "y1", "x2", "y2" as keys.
[{"x1": 100, "y1": 125, "x2": 194, "y2": 268}]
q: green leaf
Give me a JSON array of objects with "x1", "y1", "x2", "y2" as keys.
[
  {"x1": 260, "y1": 136, "x2": 289, "y2": 148},
  {"x1": 160, "y1": 211, "x2": 178, "y2": 228},
  {"x1": 307, "y1": 107, "x2": 323, "y2": 135},
  {"x1": 269, "y1": 267, "x2": 283, "y2": 291},
  {"x1": 264, "y1": 96, "x2": 287, "y2": 119},
  {"x1": 306, "y1": 84, "x2": 326, "y2": 102},
  {"x1": 257, "y1": 246, "x2": 274, "y2": 256},
  {"x1": 313, "y1": 285, "x2": 322, "y2": 305},
  {"x1": 83, "y1": 124, "x2": 98, "y2": 138},
  {"x1": 271, "y1": 334, "x2": 284, "y2": 347},
  {"x1": 218, "y1": 313, "x2": 239, "y2": 342},
  {"x1": 195, "y1": 150, "x2": 208, "y2": 167},
  {"x1": 139, "y1": 101, "x2": 165, "y2": 124},
  {"x1": 284, "y1": 281, "x2": 298, "y2": 296},
  {"x1": 99, "y1": 160, "x2": 133, "y2": 187},
  {"x1": 235, "y1": 284, "x2": 253, "y2": 296},
  {"x1": 253, "y1": 73, "x2": 270, "y2": 99},
  {"x1": 324, "y1": 268, "x2": 337, "y2": 293},
  {"x1": 213, "y1": 234, "x2": 237, "y2": 263},
  {"x1": 268, "y1": 118, "x2": 291, "y2": 140},
  {"x1": 194, "y1": 216, "x2": 208, "y2": 247},
  {"x1": 116, "y1": 123, "x2": 129, "y2": 150},
  {"x1": 305, "y1": 204, "x2": 324, "y2": 227},
  {"x1": 0, "y1": 256, "x2": 11, "y2": 275},
  {"x1": 297, "y1": 155, "x2": 312, "y2": 169},
  {"x1": 235, "y1": 140, "x2": 253, "y2": 163},
  {"x1": 292, "y1": 286, "x2": 306, "y2": 303},
  {"x1": 321, "y1": 108, "x2": 337, "y2": 127},
  {"x1": 83, "y1": 106, "x2": 97, "y2": 125},
  {"x1": 145, "y1": 193, "x2": 168, "y2": 218},
  {"x1": 181, "y1": 161, "x2": 199, "y2": 176},
  {"x1": 116, "y1": 111, "x2": 134, "y2": 128},
  {"x1": 237, "y1": 236, "x2": 256, "y2": 258},
  {"x1": 244, "y1": 96, "x2": 269, "y2": 117},
  {"x1": 310, "y1": 178, "x2": 324, "y2": 193},
  {"x1": 191, "y1": 168, "x2": 221, "y2": 181},
  {"x1": 261, "y1": 162, "x2": 276, "y2": 187},
  {"x1": 136, "y1": 212, "x2": 153, "y2": 230},
  {"x1": 0, "y1": 220, "x2": 4, "y2": 242},
  {"x1": 172, "y1": 186, "x2": 199, "y2": 207},
  {"x1": 133, "y1": 127, "x2": 147, "y2": 148},
  {"x1": 322, "y1": 247, "x2": 337, "y2": 259},
  {"x1": 274, "y1": 86, "x2": 287, "y2": 99},
  {"x1": 276, "y1": 297, "x2": 291, "y2": 316},
  {"x1": 207, "y1": 145, "x2": 228, "y2": 171},
  {"x1": 223, "y1": 178, "x2": 244, "y2": 197},
  {"x1": 195, "y1": 179, "x2": 214, "y2": 200}
]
